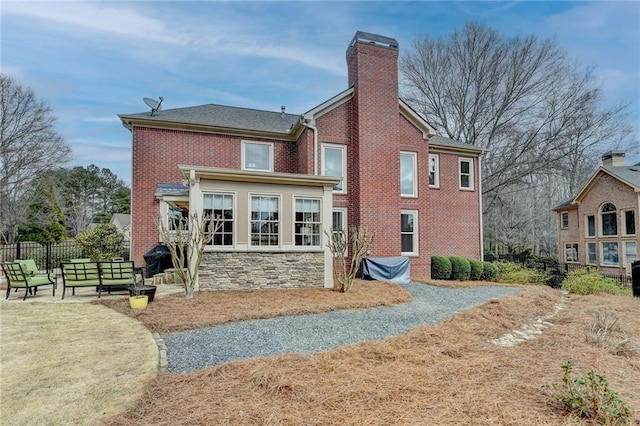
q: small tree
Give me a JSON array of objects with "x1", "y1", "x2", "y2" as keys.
[
  {"x1": 75, "y1": 224, "x2": 124, "y2": 261},
  {"x1": 156, "y1": 211, "x2": 221, "y2": 298},
  {"x1": 324, "y1": 226, "x2": 374, "y2": 293}
]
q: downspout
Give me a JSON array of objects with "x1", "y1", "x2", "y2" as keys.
[
  {"x1": 300, "y1": 116, "x2": 318, "y2": 175},
  {"x1": 478, "y1": 154, "x2": 484, "y2": 261}
]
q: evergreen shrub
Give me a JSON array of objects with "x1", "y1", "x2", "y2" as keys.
[
  {"x1": 449, "y1": 256, "x2": 471, "y2": 281},
  {"x1": 431, "y1": 256, "x2": 452, "y2": 280}
]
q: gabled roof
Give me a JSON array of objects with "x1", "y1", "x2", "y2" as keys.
[
  {"x1": 110, "y1": 213, "x2": 131, "y2": 228},
  {"x1": 119, "y1": 104, "x2": 300, "y2": 138}
]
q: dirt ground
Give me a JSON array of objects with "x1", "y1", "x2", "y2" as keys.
[{"x1": 102, "y1": 281, "x2": 640, "y2": 425}]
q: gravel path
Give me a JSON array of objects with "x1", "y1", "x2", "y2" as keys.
[{"x1": 164, "y1": 282, "x2": 521, "y2": 373}]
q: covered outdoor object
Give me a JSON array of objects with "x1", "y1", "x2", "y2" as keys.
[
  {"x1": 143, "y1": 245, "x2": 174, "y2": 278},
  {"x1": 361, "y1": 256, "x2": 411, "y2": 284}
]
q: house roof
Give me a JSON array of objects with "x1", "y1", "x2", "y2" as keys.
[
  {"x1": 110, "y1": 213, "x2": 131, "y2": 228},
  {"x1": 155, "y1": 183, "x2": 190, "y2": 198},
  {"x1": 555, "y1": 163, "x2": 640, "y2": 211},
  {"x1": 119, "y1": 104, "x2": 300, "y2": 137},
  {"x1": 429, "y1": 135, "x2": 485, "y2": 154}
]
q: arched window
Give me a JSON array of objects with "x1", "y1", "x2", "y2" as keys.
[{"x1": 600, "y1": 203, "x2": 617, "y2": 236}]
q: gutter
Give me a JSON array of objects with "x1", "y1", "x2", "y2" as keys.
[{"x1": 300, "y1": 116, "x2": 319, "y2": 175}]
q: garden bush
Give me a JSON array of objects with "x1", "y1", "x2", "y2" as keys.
[
  {"x1": 481, "y1": 262, "x2": 498, "y2": 281},
  {"x1": 449, "y1": 256, "x2": 471, "y2": 281},
  {"x1": 495, "y1": 261, "x2": 548, "y2": 284},
  {"x1": 562, "y1": 269, "x2": 629, "y2": 296},
  {"x1": 75, "y1": 224, "x2": 125, "y2": 261},
  {"x1": 430, "y1": 256, "x2": 452, "y2": 280},
  {"x1": 468, "y1": 259, "x2": 483, "y2": 280}
]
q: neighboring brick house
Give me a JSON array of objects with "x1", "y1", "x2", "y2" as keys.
[
  {"x1": 554, "y1": 151, "x2": 640, "y2": 275},
  {"x1": 119, "y1": 31, "x2": 484, "y2": 290}
]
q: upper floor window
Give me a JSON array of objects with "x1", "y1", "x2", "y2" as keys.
[
  {"x1": 459, "y1": 158, "x2": 474, "y2": 190},
  {"x1": 561, "y1": 212, "x2": 569, "y2": 229},
  {"x1": 623, "y1": 210, "x2": 636, "y2": 235},
  {"x1": 586, "y1": 215, "x2": 595, "y2": 237},
  {"x1": 400, "y1": 151, "x2": 417, "y2": 197},
  {"x1": 250, "y1": 195, "x2": 279, "y2": 246},
  {"x1": 242, "y1": 141, "x2": 273, "y2": 172},
  {"x1": 203, "y1": 193, "x2": 234, "y2": 246},
  {"x1": 600, "y1": 203, "x2": 617, "y2": 236},
  {"x1": 428, "y1": 154, "x2": 439, "y2": 188},
  {"x1": 322, "y1": 144, "x2": 346, "y2": 193},
  {"x1": 401, "y1": 210, "x2": 418, "y2": 256},
  {"x1": 294, "y1": 198, "x2": 321, "y2": 246}
]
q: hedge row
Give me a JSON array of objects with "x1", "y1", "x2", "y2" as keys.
[{"x1": 431, "y1": 256, "x2": 498, "y2": 281}]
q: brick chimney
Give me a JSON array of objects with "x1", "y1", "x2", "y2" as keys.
[
  {"x1": 602, "y1": 150, "x2": 625, "y2": 167},
  {"x1": 346, "y1": 31, "x2": 401, "y2": 256}
]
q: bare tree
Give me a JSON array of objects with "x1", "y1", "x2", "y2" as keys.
[
  {"x1": 325, "y1": 226, "x2": 374, "y2": 292},
  {"x1": 156, "y1": 211, "x2": 222, "y2": 298},
  {"x1": 401, "y1": 23, "x2": 634, "y2": 255},
  {"x1": 0, "y1": 74, "x2": 70, "y2": 243}
]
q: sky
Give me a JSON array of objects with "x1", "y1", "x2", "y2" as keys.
[{"x1": 2, "y1": 1, "x2": 639, "y2": 185}]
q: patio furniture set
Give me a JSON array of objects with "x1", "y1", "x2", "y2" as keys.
[{"x1": 1, "y1": 259, "x2": 156, "y2": 301}]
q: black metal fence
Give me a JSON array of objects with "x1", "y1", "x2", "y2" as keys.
[
  {"x1": 0, "y1": 241, "x2": 130, "y2": 272},
  {"x1": 492, "y1": 254, "x2": 632, "y2": 288}
]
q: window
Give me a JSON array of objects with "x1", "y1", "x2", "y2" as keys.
[
  {"x1": 561, "y1": 212, "x2": 569, "y2": 230},
  {"x1": 401, "y1": 211, "x2": 418, "y2": 255},
  {"x1": 587, "y1": 242, "x2": 597, "y2": 265},
  {"x1": 242, "y1": 141, "x2": 273, "y2": 171},
  {"x1": 250, "y1": 195, "x2": 279, "y2": 246},
  {"x1": 623, "y1": 210, "x2": 636, "y2": 235},
  {"x1": 168, "y1": 205, "x2": 189, "y2": 231},
  {"x1": 203, "y1": 193, "x2": 234, "y2": 246},
  {"x1": 586, "y1": 215, "x2": 595, "y2": 237},
  {"x1": 400, "y1": 151, "x2": 417, "y2": 197},
  {"x1": 459, "y1": 158, "x2": 474, "y2": 190},
  {"x1": 564, "y1": 243, "x2": 579, "y2": 263},
  {"x1": 625, "y1": 241, "x2": 638, "y2": 266},
  {"x1": 332, "y1": 208, "x2": 347, "y2": 234},
  {"x1": 428, "y1": 154, "x2": 439, "y2": 187},
  {"x1": 294, "y1": 198, "x2": 321, "y2": 246},
  {"x1": 600, "y1": 203, "x2": 617, "y2": 236},
  {"x1": 601, "y1": 242, "x2": 619, "y2": 266},
  {"x1": 322, "y1": 144, "x2": 346, "y2": 193}
]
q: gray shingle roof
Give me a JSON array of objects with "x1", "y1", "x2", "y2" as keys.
[
  {"x1": 120, "y1": 104, "x2": 300, "y2": 135},
  {"x1": 603, "y1": 164, "x2": 640, "y2": 189},
  {"x1": 155, "y1": 183, "x2": 189, "y2": 197},
  {"x1": 429, "y1": 135, "x2": 484, "y2": 153}
]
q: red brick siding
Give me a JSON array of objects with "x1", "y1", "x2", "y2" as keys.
[
  {"x1": 130, "y1": 126, "x2": 294, "y2": 264},
  {"x1": 426, "y1": 153, "x2": 482, "y2": 261}
]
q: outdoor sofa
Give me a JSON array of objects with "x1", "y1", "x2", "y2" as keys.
[{"x1": 60, "y1": 260, "x2": 144, "y2": 299}]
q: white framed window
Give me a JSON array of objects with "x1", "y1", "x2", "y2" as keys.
[
  {"x1": 168, "y1": 205, "x2": 189, "y2": 231},
  {"x1": 242, "y1": 140, "x2": 273, "y2": 172},
  {"x1": 587, "y1": 242, "x2": 597, "y2": 265},
  {"x1": 601, "y1": 242, "x2": 619, "y2": 266},
  {"x1": 250, "y1": 195, "x2": 280, "y2": 246},
  {"x1": 294, "y1": 198, "x2": 321, "y2": 247},
  {"x1": 586, "y1": 215, "x2": 595, "y2": 237},
  {"x1": 623, "y1": 210, "x2": 636, "y2": 236},
  {"x1": 332, "y1": 208, "x2": 347, "y2": 234},
  {"x1": 203, "y1": 193, "x2": 234, "y2": 246},
  {"x1": 561, "y1": 212, "x2": 569, "y2": 230},
  {"x1": 400, "y1": 151, "x2": 417, "y2": 197},
  {"x1": 564, "y1": 243, "x2": 579, "y2": 263},
  {"x1": 600, "y1": 203, "x2": 617, "y2": 236},
  {"x1": 624, "y1": 241, "x2": 637, "y2": 267},
  {"x1": 401, "y1": 210, "x2": 418, "y2": 256},
  {"x1": 322, "y1": 144, "x2": 346, "y2": 193},
  {"x1": 428, "y1": 154, "x2": 439, "y2": 188},
  {"x1": 459, "y1": 158, "x2": 474, "y2": 190}
]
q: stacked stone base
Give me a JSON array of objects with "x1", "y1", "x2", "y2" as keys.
[{"x1": 199, "y1": 251, "x2": 325, "y2": 290}]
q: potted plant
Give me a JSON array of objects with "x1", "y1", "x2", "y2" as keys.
[{"x1": 128, "y1": 279, "x2": 149, "y2": 309}]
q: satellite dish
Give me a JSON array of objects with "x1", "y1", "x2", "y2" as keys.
[{"x1": 143, "y1": 96, "x2": 164, "y2": 116}]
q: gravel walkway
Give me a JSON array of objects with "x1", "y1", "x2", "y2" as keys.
[{"x1": 164, "y1": 282, "x2": 521, "y2": 373}]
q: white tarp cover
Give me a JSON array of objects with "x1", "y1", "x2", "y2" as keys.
[{"x1": 361, "y1": 256, "x2": 411, "y2": 284}]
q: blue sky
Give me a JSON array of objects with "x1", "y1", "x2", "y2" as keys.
[{"x1": 2, "y1": 1, "x2": 639, "y2": 185}]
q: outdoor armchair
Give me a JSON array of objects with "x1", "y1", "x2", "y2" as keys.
[
  {"x1": 2, "y1": 262, "x2": 56, "y2": 300},
  {"x1": 60, "y1": 261, "x2": 101, "y2": 299},
  {"x1": 98, "y1": 261, "x2": 144, "y2": 296}
]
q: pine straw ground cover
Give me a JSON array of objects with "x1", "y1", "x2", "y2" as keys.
[{"x1": 103, "y1": 281, "x2": 640, "y2": 426}]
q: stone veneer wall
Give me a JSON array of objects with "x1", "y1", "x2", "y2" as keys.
[{"x1": 199, "y1": 251, "x2": 325, "y2": 290}]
